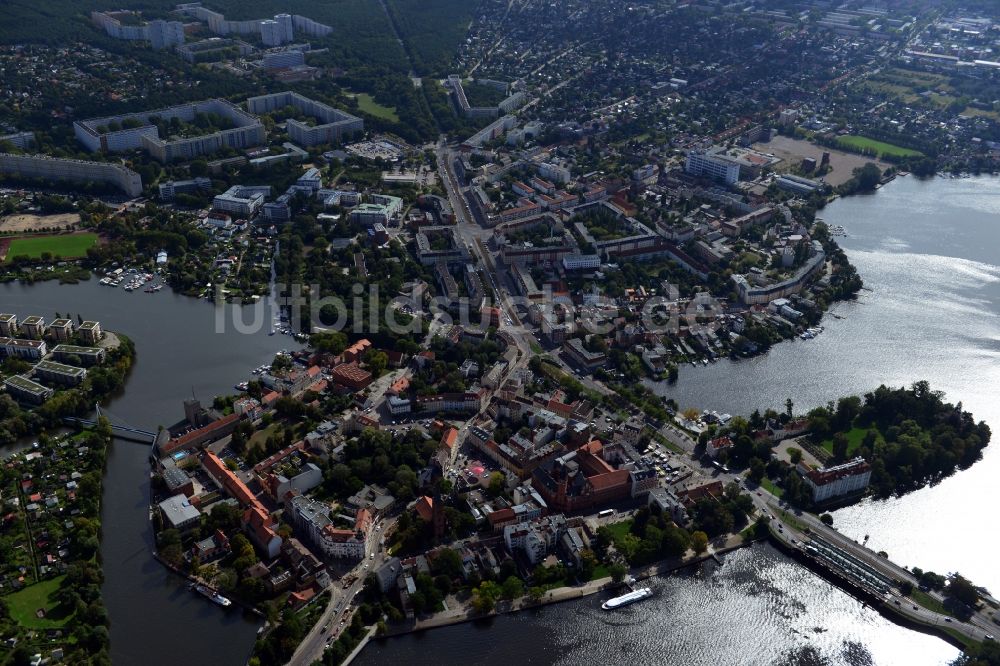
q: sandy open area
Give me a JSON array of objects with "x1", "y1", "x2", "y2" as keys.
[
  {"x1": 0, "y1": 212, "x2": 80, "y2": 233},
  {"x1": 754, "y1": 135, "x2": 889, "y2": 187}
]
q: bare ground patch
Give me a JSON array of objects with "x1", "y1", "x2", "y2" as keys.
[
  {"x1": 754, "y1": 135, "x2": 889, "y2": 187},
  {"x1": 0, "y1": 212, "x2": 81, "y2": 233}
]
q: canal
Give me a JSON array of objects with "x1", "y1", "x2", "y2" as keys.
[{"x1": 0, "y1": 279, "x2": 297, "y2": 666}]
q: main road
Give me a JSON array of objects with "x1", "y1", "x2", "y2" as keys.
[
  {"x1": 286, "y1": 516, "x2": 396, "y2": 666},
  {"x1": 658, "y1": 422, "x2": 996, "y2": 644}
]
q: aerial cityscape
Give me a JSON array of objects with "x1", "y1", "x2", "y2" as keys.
[{"x1": 1, "y1": 0, "x2": 1000, "y2": 665}]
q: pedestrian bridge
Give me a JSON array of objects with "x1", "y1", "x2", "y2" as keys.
[{"x1": 62, "y1": 406, "x2": 159, "y2": 444}]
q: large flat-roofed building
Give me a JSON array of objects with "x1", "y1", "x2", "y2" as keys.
[
  {"x1": 91, "y1": 11, "x2": 185, "y2": 49},
  {"x1": 246, "y1": 91, "x2": 363, "y2": 146},
  {"x1": 33, "y1": 360, "x2": 87, "y2": 386},
  {"x1": 348, "y1": 203, "x2": 391, "y2": 227},
  {"x1": 685, "y1": 148, "x2": 742, "y2": 185},
  {"x1": 289, "y1": 494, "x2": 370, "y2": 560},
  {"x1": 262, "y1": 49, "x2": 305, "y2": 69},
  {"x1": 213, "y1": 185, "x2": 270, "y2": 217},
  {"x1": 175, "y1": 37, "x2": 255, "y2": 63},
  {"x1": 799, "y1": 457, "x2": 872, "y2": 503},
  {"x1": 0, "y1": 132, "x2": 35, "y2": 150},
  {"x1": 731, "y1": 241, "x2": 826, "y2": 305},
  {"x1": 78, "y1": 321, "x2": 103, "y2": 345},
  {"x1": 0, "y1": 338, "x2": 47, "y2": 360},
  {"x1": 563, "y1": 337, "x2": 606, "y2": 369},
  {"x1": 4, "y1": 375, "x2": 54, "y2": 405},
  {"x1": 74, "y1": 99, "x2": 265, "y2": 162},
  {"x1": 51, "y1": 344, "x2": 105, "y2": 366},
  {"x1": 158, "y1": 494, "x2": 202, "y2": 530},
  {"x1": 0, "y1": 154, "x2": 143, "y2": 197}
]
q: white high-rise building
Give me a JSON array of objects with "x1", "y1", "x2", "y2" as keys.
[
  {"x1": 260, "y1": 20, "x2": 282, "y2": 46},
  {"x1": 275, "y1": 14, "x2": 294, "y2": 43}
]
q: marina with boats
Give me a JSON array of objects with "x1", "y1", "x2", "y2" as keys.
[{"x1": 99, "y1": 267, "x2": 165, "y2": 293}]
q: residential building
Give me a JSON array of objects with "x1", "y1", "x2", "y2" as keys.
[
  {"x1": 158, "y1": 177, "x2": 212, "y2": 200},
  {"x1": 74, "y1": 99, "x2": 265, "y2": 162},
  {"x1": 246, "y1": 91, "x2": 363, "y2": 146},
  {"x1": 0, "y1": 151, "x2": 142, "y2": 196},
  {"x1": 503, "y1": 514, "x2": 567, "y2": 565},
  {"x1": 20, "y1": 316, "x2": 44, "y2": 339},
  {"x1": 3, "y1": 375, "x2": 53, "y2": 404},
  {"x1": 78, "y1": 321, "x2": 103, "y2": 345},
  {"x1": 47, "y1": 319, "x2": 74, "y2": 342},
  {"x1": 51, "y1": 344, "x2": 105, "y2": 366},
  {"x1": 1, "y1": 338, "x2": 47, "y2": 360},
  {"x1": 563, "y1": 338, "x2": 606, "y2": 369},
  {"x1": 33, "y1": 360, "x2": 86, "y2": 386},
  {"x1": 213, "y1": 185, "x2": 270, "y2": 217},
  {"x1": 289, "y1": 495, "x2": 370, "y2": 560},
  {"x1": 0, "y1": 314, "x2": 16, "y2": 337}
]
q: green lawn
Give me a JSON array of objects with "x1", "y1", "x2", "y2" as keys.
[
  {"x1": 602, "y1": 519, "x2": 634, "y2": 544},
  {"x1": 911, "y1": 589, "x2": 949, "y2": 615},
  {"x1": 590, "y1": 564, "x2": 611, "y2": 580},
  {"x1": 836, "y1": 135, "x2": 923, "y2": 159},
  {"x1": 248, "y1": 421, "x2": 282, "y2": 452},
  {"x1": 760, "y1": 478, "x2": 784, "y2": 498},
  {"x1": 819, "y1": 426, "x2": 870, "y2": 456},
  {"x1": 4, "y1": 576, "x2": 74, "y2": 629},
  {"x1": 5, "y1": 233, "x2": 98, "y2": 261},
  {"x1": 777, "y1": 509, "x2": 809, "y2": 532},
  {"x1": 356, "y1": 93, "x2": 400, "y2": 123}
]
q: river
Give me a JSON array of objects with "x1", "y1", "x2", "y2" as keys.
[
  {"x1": 358, "y1": 175, "x2": 1000, "y2": 665},
  {"x1": 3, "y1": 174, "x2": 995, "y2": 665},
  {"x1": 0, "y1": 279, "x2": 297, "y2": 666}
]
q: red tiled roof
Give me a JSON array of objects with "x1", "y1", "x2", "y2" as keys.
[
  {"x1": 415, "y1": 496, "x2": 434, "y2": 522},
  {"x1": 163, "y1": 413, "x2": 240, "y2": 454}
]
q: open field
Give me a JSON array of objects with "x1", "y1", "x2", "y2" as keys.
[
  {"x1": 836, "y1": 135, "x2": 924, "y2": 159},
  {"x1": 754, "y1": 135, "x2": 889, "y2": 187},
  {"x1": 0, "y1": 212, "x2": 80, "y2": 233},
  {"x1": 355, "y1": 93, "x2": 400, "y2": 123},
  {"x1": 4, "y1": 576, "x2": 73, "y2": 629},
  {"x1": 818, "y1": 426, "x2": 869, "y2": 457},
  {"x1": 3, "y1": 232, "x2": 98, "y2": 261}
]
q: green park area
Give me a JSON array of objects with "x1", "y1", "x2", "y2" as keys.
[
  {"x1": 836, "y1": 135, "x2": 923, "y2": 159},
  {"x1": 4, "y1": 576, "x2": 73, "y2": 629},
  {"x1": 818, "y1": 426, "x2": 869, "y2": 458},
  {"x1": 356, "y1": 93, "x2": 400, "y2": 123},
  {"x1": 5, "y1": 233, "x2": 98, "y2": 261}
]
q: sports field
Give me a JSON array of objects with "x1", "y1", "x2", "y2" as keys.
[
  {"x1": 4, "y1": 233, "x2": 98, "y2": 261},
  {"x1": 836, "y1": 135, "x2": 923, "y2": 159}
]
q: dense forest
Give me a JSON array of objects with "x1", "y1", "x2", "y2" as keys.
[
  {"x1": 706, "y1": 381, "x2": 989, "y2": 507},
  {"x1": 805, "y1": 381, "x2": 991, "y2": 498}
]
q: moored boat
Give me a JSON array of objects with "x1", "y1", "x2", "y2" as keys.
[{"x1": 602, "y1": 587, "x2": 653, "y2": 610}]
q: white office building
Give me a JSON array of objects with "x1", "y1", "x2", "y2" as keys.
[{"x1": 685, "y1": 150, "x2": 742, "y2": 185}]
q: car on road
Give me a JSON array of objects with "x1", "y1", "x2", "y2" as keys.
[
  {"x1": 894, "y1": 600, "x2": 901, "y2": 606},
  {"x1": 913, "y1": 605, "x2": 919, "y2": 610},
  {"x1": 944, "y1": 618, "x2": 952, "y2": 623}
]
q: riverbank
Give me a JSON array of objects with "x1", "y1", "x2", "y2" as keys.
[
  {"x1": 376, "y1": 534, "x2": 756, "y2": 640},
  {"x1": 766, "y1": 528, "x2": 982, "y2": 653}
]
